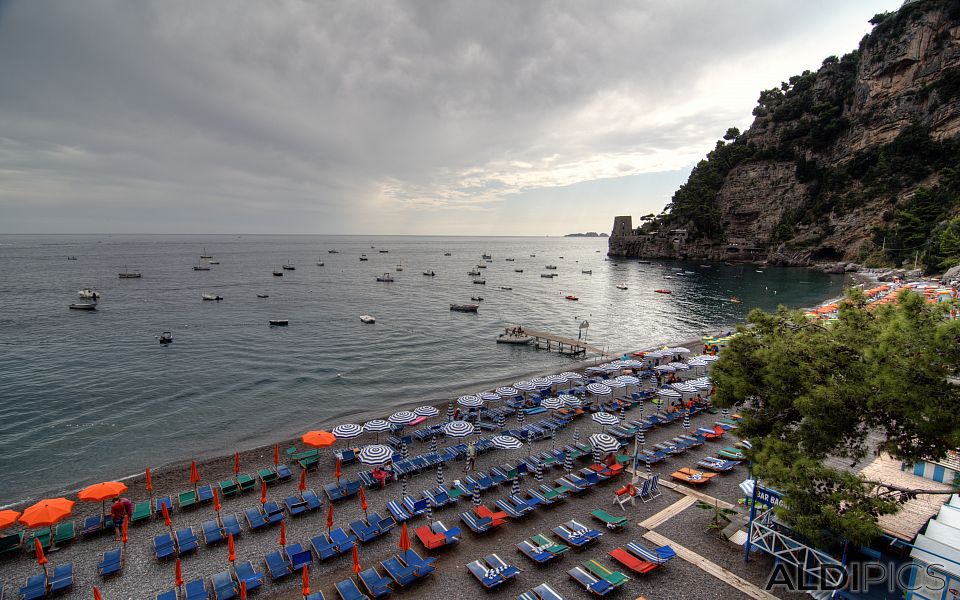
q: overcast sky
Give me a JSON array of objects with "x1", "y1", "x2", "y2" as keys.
[{"x1": 0, "y1": 0, "x2": 902, "y2": 235}]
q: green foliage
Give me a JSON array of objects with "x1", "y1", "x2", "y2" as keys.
[
  {"x1": 696, "y1": 500, "x2": 738, "y2": 532},
  {"x1": 711, "y1": 291, "x2": 960, "y2": 546}
]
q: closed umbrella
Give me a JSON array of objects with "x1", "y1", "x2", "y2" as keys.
[
  {"x1": 190, "y1": 461, "x2": 200, "y2": 496},
  {"x1": 228, "y1": 533, "x2": 236, "y2": 562},
  {"x1": 430, "y1": 435, "x2": 437, "y2": 452},
  {"x1": 146, "y1": 467, "x2": 153, "y2": 501},
  {"x1": 93, "y1": 587, "x2": 103, "y2": 600},
  {"x1": 213, "y1": 488, "x2": 221, "y2": 517},
  {"x1": 399, "y1": 440, "x2": 409, "y2": 460},
  {"x1": 239, "y1": 581, "x2": 247, "y2": 600},
  {"x1": 175, "y1": 558, "x2": 184, "y2": 590},
  {"x1": 298, "y1": 470, "x2": 307, "y2": 497},
  {"x1": 398, "y1": 522, "x2": 410, "y2": 551},
  {"x1": 359, "y1": 487, "x2": 368, "y2": 519},
  {"x1": 573, "y1": 427, "x2": 581, "y2": 446},
  {"x1": 534, "y1": 461, "x2": 543, "y2": 482},
  {"x1": 436, "y1": 463, "x2": 444, "y2": 487},
  {"x1": 302, "y1": 565, "x2": 311, "y2": 596},
  {"x1": 511, "y1": 470, "x2": 521, "y2": 495},
  {"x1": 332, "y1": 424, "x2": 364, "y2": 439},
  {"x1": 446, "y1": 403, "x2": 454, "y2": 422},
  {"x1": 425, "y1": 499, "x2": 433, "y2": 524},
  {"x1": 472, "y1": 483, "x2": 481, "y2": 507},
  {"x1": 335, "y1": 458, "x2": 342, "y2": 483},
  {"x1": 682, "y1": 410, "x2": 691, "y2": 432},
  {"x1": 34, "y1": 537, "x2": 48, "y2": 576},
  {"x1": 496, "y1": 412, "x2": 505, "y2": 429},
  {"x1": 563, "y1": 449, "x2": 573, "y2": 471},
  {"x1": 260, "y1": 482, "x2": 268, "y2": 505},
  {"x1": 401, "y1": 475, "x2": 408, "y2": 500},
  {"x1": 352, "y1": 544, "x2": 362, "y2": 574},
  {"x1": 326, "y1": 504, "x2": 334, "y2": 533},
  {"x1": 517, "y1": 408, "x2": 525, "y2": 428},
  {"x1": 122, "y1": 510, "x2": 129, "y2": 545},
  {"x1": 234, "y1": 452, "x2": 240, "y2": 478},
  {"x1": 274, "y1": 444, "x2": 280, "y2": 467},
  {"x1": 161, "y1": 503, "x2": 172, "y2": 530},
  {"x1": 279, "y1": 520, "x2": 286, "y2": 547}
]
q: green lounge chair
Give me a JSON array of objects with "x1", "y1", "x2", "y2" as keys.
[
  {"x1": 0, "y1": 531, "x2": 23, "y2": 556},
  {"x1": 258, "y1": 468, "x2": 278, "y2": 485},
  {"x1": 531, "y1": 533, "x2": 569, "y2": 555},
  {"x1": 25, "y1": 528, "x2": 52, "y2": 553},
  {"x1": 446, "y1": 485, "x2": 467, "y2": 500},
  {"x1": 289, "y1": 448, "x2": 319, "y2": 461},
  {"x1": 219, "y1": 479, "x2": 240, "y2": 497},
  {"x1": 237, "y1": 473, "x2": 256, "y2": 492},
  {"x1": 131, "y1": 501, "x2": 151, "y2": 524},
  {"x1": 53, "y1": 520, "x2": 76, "y2": 545},
  {"x1": 583, "y1": 559, "x2": 630, "y2": 587},
  {"x1": 178, "y1": 490, "x2": 198, "y2": 510},
  {"x1": 298, "y1": 455, "x2": 321, "y2": 470},
  {"x1": 591, "y1": 509, "x2": 628, "y2": 531}
]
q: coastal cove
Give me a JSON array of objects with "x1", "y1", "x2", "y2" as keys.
[{"x1": 0, "y1": 234, "x2": 848, "y2": 507}]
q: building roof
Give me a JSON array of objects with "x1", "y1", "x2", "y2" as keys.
[{"x1": 858, "y1": 454, "x2": 953, "y2": 541}]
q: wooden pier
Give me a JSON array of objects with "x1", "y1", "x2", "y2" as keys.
[{"x1": 505, "y1": 326, "x2": 603, "y2": 356}]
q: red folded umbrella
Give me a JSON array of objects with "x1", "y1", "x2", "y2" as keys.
[
  {"x1": 234, "y1": 452, "x2": 240, "y2": 476},
  {"x1": 190, "y1": 461, "x2": 200, "y2": 494},
  {"x1": 260, "y1": 482, "x2": 267, "y2": 505},
  {"x1": 175, "y1": 558, "x2": 183, "y2": 588},
  {"x1": 146, "y1": 468, "x2": 153, "y2": 494},
  {"x1": 161, "y1": 503, "x2": 172, "y2": 529},
  {"x1": 121, "y1": 517, "x2": 128, "y2": 545},
  {"x1": 302, "y1": 565, "x2": 310, "y2": 595},
  {"x1": 359, "y1": 487, "x2": 368, "y2": 518},
  {"x1": 239, "y1": 580, "x2": 247, "y2": 600},
  {"x1": 335, "y1": 458, "x2": 341, "y2": 483},
  {"x1": 398, "y1": 522, "x2": 410, "y2": 552},
  {"x1": 34, "y1": 537, "x2": 48, "y2": 575},
  {"x1": 352, "y1": 544, "x2": 361, "y2": 574},
  {"x1": 326, "y1": 503, "x2": 334, "y2": 532},
  {"x1": 298, "y1": 470, "x2": 307, "y2": 495},
  {"x1": 228, "y1": 534, "x2": 236, "y2": 562},
  {"x1": 274, "y1": 444, "x2": 280, "y2": 467},
  {"x1": 213, "y1": 488, "x2": 221, "y2": 513},
  {"x1": 93, "y1": 586, "x2": 103, "y2": 600},
  {"x1": 279, "y1": 520, "x2": 286, "y2": 547}
]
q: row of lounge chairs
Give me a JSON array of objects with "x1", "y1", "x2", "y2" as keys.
[
  {"x1": 467, "y1": 553, "x2": 520, "y2": 588},
  {"x1": 17, "y1": 562, "x2": 74, "y2": 600}
]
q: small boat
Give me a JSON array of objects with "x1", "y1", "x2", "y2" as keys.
[
  {"x1": 684, "y1": 270, "x2": 695, "y2": 275},
  {"x1": 159, "y1": 331, "x2": 173, "y2": 344},
  {"x1": 379, "y1": 249, "x2": 389, "y2": 253},
  {"x1": 540, "y1": 273, "x2": 553, "y2": 278},
  {"x1": 395, "y1": 264, "x2": 403, "y2": 272},
  {"x1": 78, "y1": 289, "x2": 100, "y2": 300},
  {"x1": 500, "y1": 286, "x2": 512, "y2": 291},
  {"x1": 559, "y1": 256, "x2": 564, "y2": 259},
  {"x1": 481, "y1": 254, "x2": 492, "y2": 260},
  {"x1": 756, "y1": 270, "x2": 764, "y2": 273},
  {"x1": 66, "y1": 256, "x2": 77, "y2": 260},
  {"x1": 269, "y1": 319, "x2": 289, "y2": 326},
  {"x1": 581, "y1": 270, "x2": 592, "y2": 274},
  {"x1": 360, "y1": 315, "x2": 376, "y2": 324},
  {"x1": 505, "y1": 258, "x2": 515, "y2": 262},
  {"x1": 257, "y1": 293, "x2": 269, "y2": 298},
  {"x1": 477, "y1": 264, "x2": 487, "y2": 269},
  {"x1": 317, "y1": 261, "x2": 324, "y2": 266},
  {"x1": 473, "y1": 279, "x2": 486, "y2": 285},
  {"x1": 328, "y1": 249, "x2": 340, "y2": 254},
  {"x1": 497, "y1": 332, "x2": 533, "y2": 345},
  {"x1": 282, "y1": 263, "x2": 295, "y2": 270},
  {"x1": 654, "y1": 289, "x2": 672, "y2": 294},
  {"x1": 700, "y1": 264, "x2": 711, "y2": 268},
  {"x1": 565, "y1": 295, "x2": 578, "y2": 301},
  {"x1": 376, "y1": 273, "x2": 395, "y2": 282},
  {"x1": 530, "y1": 254, "x2": 536, "y2": 257},
  {"x1": 208, "y1": 260, "x2": 220, "y2": 265},
  {"x1": 616, "y1": 284, "x2": 628, "y2": 290},
  {"x1": 273, "y1": 270, "x2": 283, "y2": 276},
  {"x1": 118, "y1": 266, "x2": 141, "y2": 278},
  {"x1": 202, "y1": 293, "x2": 223, "y2": 301},
  {"x1": 545, "y1": 265, "x2": 557, "y2": 269},
  {"x1": 423, "y1": 271, "x2": 436, "y2": 276},
  {"x1": 638, "y1": 261, "x2": 651, "y2": 264},
  {"x1": 663, "y1": 275, "x2": 673, "y2": 279},
  {"x1": 443, "y1": 252, "x2": 452, "y2": 256},
  {"x1": 69, "y1": 302, "x2": 97, "y2": 310},
  {"x1": 514, "y1": 269, "x2": 523, "y2": 273},
  {"x1": 730, "y1": 297, "x2": 742, "y2": 304},
  {"x1": 450, "y1": 304, "x2": 479, "y2": 312},
  {"x1": 471, "y1": 296, "x2": 484, "y2": 302},
  {"x1": 468, "y1": 270, "x2": 481, "y2": 276},
  {"x1": 200, "y1": 248, "x2": 212, "y2": 259},
  {"x1": 359, "y1": 255, "x2": 368, "y2": 261},
  {"x1": 193, "y1": 258, "x2": 210, "y2": 271}
]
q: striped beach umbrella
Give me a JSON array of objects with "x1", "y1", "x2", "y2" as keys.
[
  {"x1": 668, "y1": 361, "x2": 691, "y2": 372},
  {"x1": 560, "y1": 394, "x2": 583, "y2": 409},
  {"x1": 530, "y1": 377, "x2": 551, "y2": 388},
  {"x1": 654, "y1": 364, "x2": 676, "y2": 374},
  {"x1": 358, "y1": 445, "x2": 394, "y2": 466},
  {"x1": 616, "y1": 375, "x2": 640, "y2": 386},
  {"x1": 436, "y1": 463, "x2": 444, "y2": 487},
  {"x1": 671, "y1": 382, "x2": 698, "y2": 396},
  {"x1": 472, "y1": 483, "x2": 481, "y2": 507},
  {"x1": 446, "y1": 403, "x2": 454, "y2": 422},
  {"x1": 589, "y1": 432, "x2": 619, "y2": 456},
  {"x1": 389, "y1": 411, "x2": 418, "y2": 425},
  {"x1": 526, "y1": 434, "x2": 533, "y2": 456},
  {"x1": 541, "y1": 398, "x2": 564, "y2": 410},
  {"x1": 591, "y1": 412, "x2": 619, "y2": 428},
  {"x1": 587, "y1": 382, "x2": 612, "y2": 396},
  {"x1": 534, "y1": 461, "x2": 543, "y2": 482},
  {"x1": 399, "y1": 440, "x2": 409, "y2": 460},
  {"x1": 496, "y1": 412, "x2": 505, "y2": 429},
  {"x1": 415, "y1": 406, "x2": 439, "y2": 418},
  {"x1": 573, "y1": 427, "x2": 581, "y2": 446},
  {"x1": 722, "y1": 407, "x2": 730, "y2": 420},
  {"x1": 332, "y1": 424, "x2": 364, "y2": 439},
  {"x1": 495, "y1": 386, "x2": 518, "y2": 397},
  {"x1": 443, "y1": 420, "x2": 474, "y2": 438},
  {"x1": 429, "y1": 435, "x2": 437, "y2": 452},
  {"x1": 479, "y1": 392, "x2": 501, "y2": 403},
  {"x1": 401, "y1": 475, "x2": 408, "y2": 500},
  {"x1": 363, "y1": 419, "x2": 391, "y2": 434},
  {"x1": 511, "y1": 472, "x2": 521, "y2": 496},
  {"x1": 682, "y1": 410, "x2": 691, "y2": 432},
  {"x1": 517, "y1": 408, "x2": 525, "y2": 427},
  {"x1": 491, "y1": 435, "x2": 522, "y2": 450},
  {"x1": 563, "y1": 450, "x2": 573, "y2": 471},
  {"x1": 457, "y1": 395, "x2": 482, "y2": 408}
]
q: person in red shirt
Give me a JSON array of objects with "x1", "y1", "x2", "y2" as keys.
[{"x1": 110, "y1": 496, "x2": 133, "y2": 541}]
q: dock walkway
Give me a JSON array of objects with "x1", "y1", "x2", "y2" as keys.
[{"x1": 506, "y1": 325, "x2": 604, "y2": 356}]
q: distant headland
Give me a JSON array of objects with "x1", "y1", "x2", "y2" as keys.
[{"x1": 564, "y1": 231, "x2": 608, "y2": 238}]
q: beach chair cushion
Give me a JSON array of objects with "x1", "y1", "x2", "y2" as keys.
[
  {"x1": 99, "y1": 546, "x2": 123, "y2": 577},
  {"x1": 19, "y1": 573, "x2": 47, "y2": 600},
  {"x1": 154, "y1": 532, "x2": 176, "y2": 560},
  {"x1": 49, "y1": 562, "x2": 74, "y2": 594},
  {"x1": 201, "y1": 520, "x2": 224, "y2": 545},
  {"x1": 368, "y1": 512, "x2": 396, "y2": 534},
  {"x1": 237, "y1": 473, "x2": 256, "y2": 491},
  {"x1": 184, "y1": 578, "x2": 208, "y2": 600},
  {"x1": 582, "y1": 559, "x2": 629, "y2": 587},
  {"x1": 178, "y1": 490, "x2": 198, "y2": 510},
  {"x1": 302, "y1": 489, "x2": 323, "y2": 511},
  {"x1": 219, "y1": 479, "x2": 240, "y2": 497}
]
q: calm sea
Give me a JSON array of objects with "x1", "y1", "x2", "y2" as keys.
[{"x1": 0, "y1": 234, "x2": 846, "y2": 505}]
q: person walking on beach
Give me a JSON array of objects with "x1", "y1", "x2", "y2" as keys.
[
  {"x1": 111, "y1": 496, "x2": 133, "y2": 541},
  {"x1": 465, "y1": 441, "x2": 477, "y2": 473}
]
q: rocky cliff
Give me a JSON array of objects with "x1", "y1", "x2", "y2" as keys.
[{"x1": 610, "y1": 0, "x2": 960, "y2": 272}]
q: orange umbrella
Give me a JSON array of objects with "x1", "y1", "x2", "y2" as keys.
[
  {"x1": 0, "y1": 509, "x2": 21, "y2": 529},
  {"x1": 145, "y1": 468, "x2": 153, "y2": 493},
  {"x1": 326, "y1": 503, "x2": 334, "y2": 532},
  {"x1": 121, "y1": 516, "x2": 128, "y2": 545},
  {"x1": 213, "y1": 488, "x2": 221, "y2": 514},
  {"x1": 301, "y1": 430, "x2": 336, "y2": 448},
  {"x1": 19, "y1": 498, "x2": 74, "y2": 528},
  {"x1": 78, "y1": 481, "x2": 128, "y2": 502},
  {"x1": 240, "y1": 580, "x2": 247, "y2": 600},
  {"x1": 359, "y1": 487, "x2": 368, "y2": 518},
  {"x1": 335, "y1": 457, "x2": 342, "y2": 483},
  {"x1": 298, "y1": 470, "x2": 307, "y2": 495},
  {"x1": 274, "y1": 444, "x2": 280, "y2": 467},
  {"x1": 161, "y1": 502, "x2": 172, "y2": 529},
  {"x1": 279, "y1": 520, "x2": 286, "y2": 547},
  {"x1": 34, "y1": 537, "x2": 48, "y2": 574},
  {"x1": 234, "y1": 452, "x2": 241, "y2": 476},
  {"x1": 398, "y1": 522, "x2": 410, "y2": 552},
  {"x1": 175, "y1": 558, "x2": 184, "y2": 588},
  {"x1": 93, "y1": 586, "x2": 103, "y2": 600},
  {"x1": 260, "y1": 482, "x2": 267, "y2": 505},
  {"x1": 351, "y1": 544, "x2": 361, "y2": 574},
  {"x1": 302, "y1": 565, "x2": 311, "y2": 596},
  {"x1": 190, "y1": 461, "x2": 200, "y2": 494},
  {"x1": 228, "y1": 533, "x2": 236, "y2": 562}
]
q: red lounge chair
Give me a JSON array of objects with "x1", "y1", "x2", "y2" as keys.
[
  {"x1": 670, "y1": 467, "x2": 717, "y2": 486},
  {"x1": 474, "y1": 506, "x2": 508, "y2": 526},
  {"x1": 414, "y1": 526, "x2": 446, "y2": 550},
  {"x1": 608, "y1": 547, "x2": 658, "y2": 574}
]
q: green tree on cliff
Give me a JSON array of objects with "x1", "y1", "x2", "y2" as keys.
[{"x1": 710, "y1": 289, "x2": 960, "y2": 547}]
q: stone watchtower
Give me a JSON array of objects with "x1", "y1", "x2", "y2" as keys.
[{"x1": 611, "y1": 215, "x2": 633, "y2": 237}]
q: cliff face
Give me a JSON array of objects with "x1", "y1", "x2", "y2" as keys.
[{"x1": 610, "y1": 1, "x2": 960, "y2": 268}]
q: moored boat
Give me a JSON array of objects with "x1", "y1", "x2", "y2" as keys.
[
  {"x1": 273, "y1": 270, "x2": 283, "y2": 276},
  {"x1": 565, "y1": 295, "x2": 578, "y2": 301},
  {"x1": 376, "y1": 273, "x2": 395, "y2": 282},
  {"x1": 359, "y1": 255, "x2": 368, "y2": 261},
  {"x1": 423, "y1": 271, "x2": 436, "y2": 276},
  {"x1": 359, "y1": 315, "x2": 376, "y2": 324},
  {"x1": 581, "y1": 270, "x2": 592, "y2": 274},
  {"x1": 78, "y1": 289, "x2": 100, "y2": 300},
  {"x1": 201, "y1": 293, "x2": 223, "y2": 301},
  {"x1": 473, "y1": 279, "x2": 486, "y2": 285},
  {"x1": 468, "y1": 269, "x2": 481, "y2": 276},
  {"x1": 450, "y1": 304, "x2": 479, "y2": 312},
  {"x1": 655, "y1": 289, "x2": 672, "y2": 294},
  {"x1": 69, "y1": 302, "x2": 97, "y2": 310},
  {"x1": 514, "y1": 269, "x2": 523, "y2": 273},
  {"x1": 118, "y1": 265, "x2": 141, "y2": 278},
  {"x1": 257, "y1": 293, "x2": 269, "y2": 298},
  {"x1": 159, "y1": 331, "x2": 173, "y2": 344},
  {"x1": 269, "y1": 319, "x2": 289, "y2": 326},
  {"x1": 497, "y1": 331, "x2": 533, "y2": 345},
  {"x1": 282, "y1": 262, "x2": 295, "y2": 270},
  {"x1": 471, "y1": 296, "x2": 484, "y2": 302},
  {"x1": 616, "y1": 284, "x2": 628, "y2": 290}
]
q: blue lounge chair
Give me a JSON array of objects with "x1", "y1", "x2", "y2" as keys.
[
  {"x1": 155, "y1": 496, "x2": 173, "y2": 515},
  {"x1": 49, "y1": 562, "x2": 74, "y2": 594},
  {"x1": 288, "y1": 542, "x2": 313, "y2": 570},
  {"x1": 335, "y1": 578, "x2": 368, "y2": 600},
  {"x1": 233, "y1": 560, "x2": 264, "y2": 592},
  {"x1": 99, "y1": 546, "x2": 123, "y2": 577},
  {"x1": 330, "y1": 528, "x2": 357, "y2": 554},
  {"x1": 311, "y1": 533, "x2": 338, "y2": 561},
  {"x1": 222, "y1": 513, "x2": 242, "y2": 537},
  {"x1": 184, "y1": 578, "x2": 208, "y2": 600},
  {"x1": 277, "y1": 464, "x2": 294, "y2": 480},
  {"x1": 568, "y1": 566, "x2": 614, "y2": 596},
  {"x1": 467, "y1": 560, "x2": 504, "y2": 588},
  {"x1": 367, "y1": 512, "x2": 396, "y2": 534},
  {"x1": 265, "y1": 549, "x2": 293, "y2": 581},
  {"x1": 423, "y1": 487, "x2": 454, "y2": 507},
  {"x1": 82, "y1": 514, "x2": 106, "y2": 537},
  {"x1": 625, "y1": 541, "x2": 676, "y2": 565},
  {"x1": 460, "y1": 511, "x2": 493, "y2": 534},
  {"x1": 305, "y1": 594, "x2": 326, "y2": 600},
  {"x1": 552, "y1": 524, "x2": 599, "y2": 548},
  {"x1": 351, "y1": 519, "x2": 380, "y2": 543},
  {"x1": 398, "y1": 549, "x2": 436, "y2": 575},
  {"x1": 284, "y1": 495, "x2": 308, "y2": 517},
  {"x1": 302, "y1": 489, "x2": 323, "y2": 511},
  {"x1": 516, "y1": 540, "x2": 555, "y2": 564},
  {"x1": 380, "y1": 556, "x2": 420, "y2": 587},
  {"x1": 176, "y1": 527, "x2": 199, "y2": 555},
  {"x1": 358, "y1": 567, "x2": 392, "y2": 599},
  {"x1": 565, "y1": 520, "x2": 603, "y2": 541},
  {"x1": 263, "y1": 501, "x2": 284, "y2": 525},
  {"x1": 212, "y1": 571, "x2": 237, "y2": 599},
  {"x1": 244, "y1": 507, "x2": 268, "y2": 531},
  {"x1": 510, "y1": 494, "x2": 542, "y2": 510},
  {"x1": 386, "y1": 500, "x2": 412, "y2": 522},
  {"x1": 198, "y1": 484, "x2": 215, "y2": 504},
  {"x1": 530, "y1": 583, "x2": 566, "y2": 600},
  {"x1": 402, "y1": 497, "x2": 429, "y2": 517},
  {"x1": 496, "y1": 497, "x2": 532, "y2": 518},
  {"x1": 19, "y1": 574, "x2": 46, "y2": 600},
  {"x1": 202, "y1": 520, "x2": 225, "y2": 545},
  {"x1": 154, "y1": 532, "x2": 176, "y2": 560},
  {"x1": 564, "y1": 473, "x2": 594, "y2": 489},
  {"x1": 485, "y1": 553, "x2": 520, "y2": 580},
  {"x1": 157, "y1": 592, "x2": 178, "y2": 600}
]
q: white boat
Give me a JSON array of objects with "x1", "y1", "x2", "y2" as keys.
[
  {"x1": 477, "y1": 264, "x2": 487, "y2": 270},
  {"x1": 159, "y1": 331, "x2": 173, "y2": 344},
  {"x1": 208, "y1": 260, "x2": 220, "y2": 265},
  {"x1": 481, "y1": 254, "x2": 492, "y2": 260},
  {"x1": 317, "y1": 261, "x2": 324, "y2": 266},
  {"x1": 282, "y1": 262, "x2": 295, "y2": 270},
  {"x1": 69, "y1": 302, "x2": 97, "y2": 311},
  {"x1": 468, "y1": 270, "x2": 481, "y2": 276},
  {"x1": 360, "y1": 315, "x2": 376, "y2": 324},
  {"x1": 328, "y1": 249, "x2": 340, "y2": 254},
  {"x1": 540, "y1": 273, "x2": 555, "y2": 278},
  {"x1": 497, "y1": 332, "x2": 533, "y2": 345},
  {"x1": 450, "y1": 304, "x2": 479, "y2": 312},
  {"x1": 360, "y1": 255, "x2": 368, "y2": 261},
  {"x1": 78, "y1": 289, "x2": 100, "y2": 299},
  {"x1": 376, "y1": 273, "x2": 395, "y2": 282},
  {"x1": 471, "y1": 296, "x2": 484, "y2": 301},
  {"x1": 581, "y1": 270, "x2": 592, "y2": 274},
  {"x1": 616, "y1": 284, "x2": 628, "y2": 290},
  {"x1": 395, "y1": 264, "x2": 403, "y2": 272},
  {"x1": 202, "y1": 293, "x2": 223, "y2": 301}
]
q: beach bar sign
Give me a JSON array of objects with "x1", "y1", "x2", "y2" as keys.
[{"x1": 740, "y1": 479, "x2": 785, "y2": 509}]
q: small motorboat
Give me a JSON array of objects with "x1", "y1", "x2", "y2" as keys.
[
  {"x1": 379, "y1": 249, "x2": 389, "y2": 253},
  {"x1": 193, "y1": 264, "x2": 210, "y2": 271},
  {"x1": 269, "y1": 319, "x2": 289, "y2": 326},
  {"x1": 69, "y1": 302, "x2": 97, "y2": 310},
  {"x1": 202, "y1": 293, "x2": 223, "y2": 301},
  {"x1": 481, "y1": 254, "x2": 492, "y2": 260},
  {"x1": 545, "y1": 265, "x2": 557, "y2": 270},
  {"x1": 471, "y1": 296, "x2": 484, "y2": 302},
  {"x1": 500, "y1": 286, "x2": 512, "y2": 291},
  {"x1": 282, "y1": 263, "x2": 295, "y2": 270},
  {"x1": 423, "y1": 271, "x2": 436, "y2": 276},
  {"x1": 257, "y1": 293, "x2": 269, "y2": 298},
  {"x1": 360, "y1": 254, "x2": 368, "y2": 261},
  {"x1": 756, "y1": 270, "x2": 765, "y2": 273},
  {"x1": 360, "y1": 315, "x2": 376, "y2": 324},
  {"x1": 730, "y1": 297, "x2": 742, "y2": 304},
  {"x1": 540, "y1": 273, "x2": 556, "y2": 278},
  {"x1": 209, "y1": 260, "x2": 220, "y2": 265},
  {"x1": 505, "y1": 258, "x2": 515, "y2": 262},
  {"x1": 663, "y1": 275, "x2": 673, "y2": 279},
  {"x1": 497, "y1": 332, "x2": 533, "y2": 345},
  {"x1": 616, "y1": 284, "x2": 628, "y2": 290},
  {"x1": 473, "y1": 279, "x2": 486, "y2": 285},
  {"x1": 581, "y1": 270, "x2": 592, "y2": 274},
  {"x1": 118, "y1": 265, "x2": 141, "y2": 278},
  {"x1": 443, "y1": 252, "x2": 452, "y2": 256},
  {"x1": 159, "y1": 331, "x2": 173, "y2": 344},
  {"x1": 376, "y1": 273, "x2": 395, "y2": 282},
  {"x1": 684, "y1": 270, "x2": 695, "y2": 274},
  {"x1": 200, "y1": 248, "x2": 212, "y2": 259},
  {"x1": 66, "y1": 256, "x2": 78, "y2": 260},
  {"x1": 328, "y1": 249, "x2": 340, "y2": 253},
  {"x1": 468, "y1": 270, "x2": 481, "y2": 276},
  {"x1": 78, "y1": 289, "x2": 100, "y2": 300},
  {"x1": 514, "y1": 269, "x2": 523, "y2": 273},
  {"x1": 395, "y1": 264, "x2": 403, "y2": 272},
  {"x1": 638, "y1": 261, "x2": 651, "y2": 264},
  {"x1": 654, "y1": 289, "x2": 672, "y2": 294},
  {"x1": 559, "y1": 256, "x2": 564, "y2": 259},
  {"x1": 530, "y1": 254, "x2": 536, "y2": 257},
  {"x1": 565, "y1": 295, "x2": 579, "y2": 301},
  {"x1": 477, "y1": 264, "x2": 487, "y2": 269},
  {"x1": 450, "y1": 304, "x2": 479, "y2": 312},
  {"x1": 317, "y1": 261, "x2": 324, "y2": 266},
  {"x1": 273, "y1": 270, "x2": 283, "y2": 276}
]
